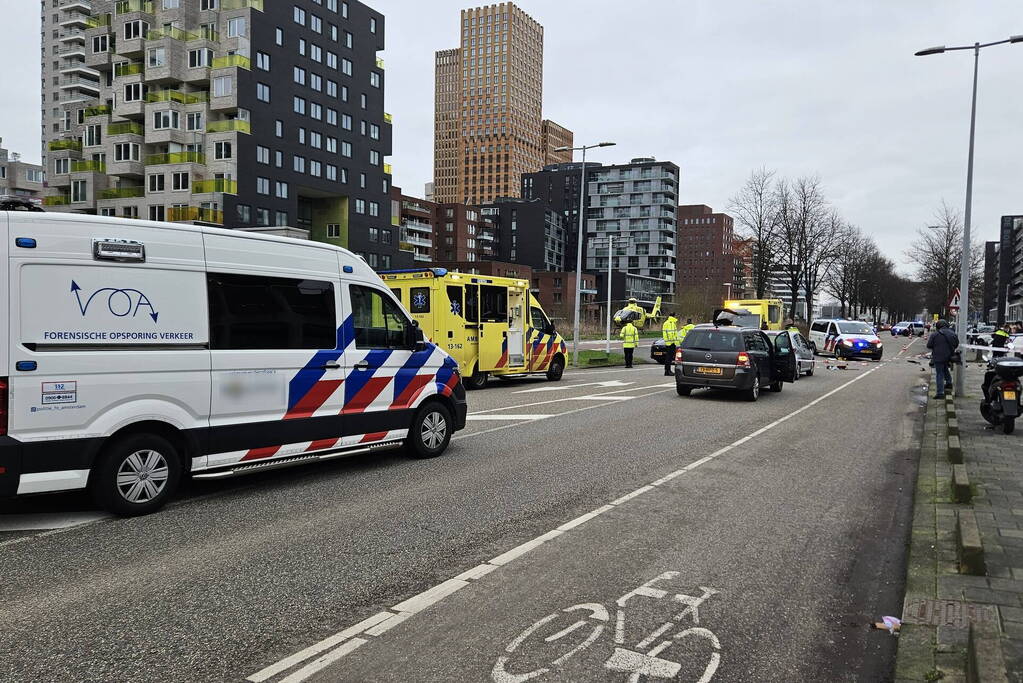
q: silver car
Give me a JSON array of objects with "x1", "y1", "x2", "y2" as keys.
[{"x1": 765, "y1": 330, "x2": 815, "y2": 380}]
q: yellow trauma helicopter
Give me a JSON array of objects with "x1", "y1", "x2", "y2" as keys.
[{"x1": 612, "y1": 296, "x2": 663, "y2": 331}]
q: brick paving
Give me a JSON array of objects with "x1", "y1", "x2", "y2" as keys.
[{"x1": 896, "y1": 363, "x2": 1022, "y2": 681}]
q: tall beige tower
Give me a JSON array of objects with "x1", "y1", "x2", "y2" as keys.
[{"x1": 433, "y1": 2, "x2": 544, "y2": 205}]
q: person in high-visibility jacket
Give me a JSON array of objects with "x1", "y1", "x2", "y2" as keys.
[
  {"x1": 679, "y1": 318, "x2": 696, "y2": 342},
  {"x1": 992, "y1": 327, "x2": 1010, "y2": 358},
  {"x1": 620, "y1": 320, "x2": 640, "y2": 368},
  {"x1": 661, "y1": 314, "x2": 679, "y2": 376}
]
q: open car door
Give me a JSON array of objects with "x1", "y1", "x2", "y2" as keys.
[{"x1": 772, "y1": 331, "x2": 798, "y2": 383}]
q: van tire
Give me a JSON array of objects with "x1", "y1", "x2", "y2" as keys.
[
  {"x1": 91, "y1": 434, "x2": 181, "y2": 516},
  {"x1": 465, "y1": 365, "x2": 489, "y2": 390},
  {"x1": 546, "y1": 355, "x2": 565, "y2": 381},
  {"x1": 407, "y1": 402, "x2": 453, "y2": 459}
]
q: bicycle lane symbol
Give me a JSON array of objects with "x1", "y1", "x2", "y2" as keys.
[{"x1": 492, "y1": 571, "x2": 722, "y2": 682}]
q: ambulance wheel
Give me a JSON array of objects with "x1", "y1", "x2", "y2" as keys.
[
  {"x1": 464, "y1": 365, "x2": 489, "y2": 390},
  {"x1": 546, "y1": 355, "x2": 565, "y2": 381},
  {"x1": 91, "y1": 434, "x2": 181, "y2": 516},
  {"x1": 407, "y1": 402, "x2": 453, "y2": 459}
]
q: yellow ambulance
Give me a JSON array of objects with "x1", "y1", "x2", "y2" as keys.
[
  {"x1": 722, "y1": 298, "x2": 785, "y2": 331},
  {"x1": 380, "y1": 268, "x2": 568, "y2": 390}
]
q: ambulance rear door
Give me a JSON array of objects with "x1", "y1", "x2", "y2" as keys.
[{"x1": 477, "y1": 283, "x2": 510, "y2": 369}]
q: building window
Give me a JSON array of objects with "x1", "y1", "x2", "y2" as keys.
[
  {"x1": 149, "y1": 205, "x2": 165, "y2": 221},
  {"x1": 293, "y1": 96, "x2": 306, "y2": 114},
  {"x1": 293, "y1": 66, "x2": 306, "y2": 85},
  {"x1": 92, "y1": 35, "x2": 110, "y2": 53},
  {"x1": 275, "y1": 120, "x2": 284, "y2": 137},
  {"x1": 293, "y1": 155, "x2": 306, "y2": 173},
  {"x1": 341, "y1": 141, "x2": 352, "y2": 157},
  {"x1": 227, "y1": 17, "x2": 246, "y2": 37},
  {"x1": 310, "y1": 73, "x2": 323, "y2": 91},
  {"x1": 275, "y1": 150, "x2": 283, "y2": 167},
  {"x1": 341, "y1": 113, "x2": 352, "y2": 130},
  {"x1": 172, "y1": 172, "x2": 189, "y2": 191},
  {"x1": 370, "y1": 17, "x2": 377, "y2": 33},
  {"x1": 256, "y1": 177, "x2": 270, "y2": 195},
  {"x1": 152, "y1": 110, "x2": 179, "y2": 130},
  {"x1": 148, "y1": 174, "x2": 165, "y2": 192},
  {"x1": 84, "y1": 124, "x2": 102, "y2": 147},
  {"x1": 275, "y1": 27, "x2": 284, "y2": 45},
  {"x1": 294, "y1": 6, "x2": 306, "y2": 25},
  {"x1": 114, "y1": 143, "x2": 140, "y2": 162},
  {"x1": 255, "y1": 208, "x2": 270, "y2": 226},
  {"x1": 369, "y1": 228, "x2": 378, "y2": 242},
  {"x1": 326, "y1": 137, "x2": 337, "y2": 153},
  {"x1": 275, "y1": 211, "x2": 289, "y2": 227},
  {"x1": 311, "y1": 14, "x2": 322, "y2": 33},
  {"x1": 71, "y1": 180, "x2": 87, "y2": 203},
  {"x1": 256, "y1": 52, "x2": 270, "y2": 71},
  {"x1": 213, "y1": 76, "x2": 232, "y2": 97},
  {"x1": 369, "y1": 150, "x2": 380, "y2": 166},
  {"x1": 327, "y1": 223, "x2": 341, "y2": 238},
  {"x1": 54, "y1": 158, "x2": 70, "y2": 175},
  {"x1": 189, "y1": 48, "x2": 213, "y2": 68},
  {"x1": 256, "y1": 145, "x2": 270, "y2": 164},
  {"x1": 310, "y1": 103, "x2": 322, "y2": 120},
  {"x1": 123, "y1": 20, "x2": 149, "y2": 41},
  {"x1": 236, "y1": 204, "x2": 251, "y2": 223},
  {"x1": 341, "y1": 58, "x2": 353, "y2": 76},
  {"x1": 326, "y1": 164, "x2": 337, "y2": 181},
  {"x1": 147, "y1": 47, "x2": 166, "y2": 68},
  {"x1": 275, "y1": 181, "x2": 289, "y2": 199},
  {"x1": 187, "y1": 112, "x2": 204, "y2": 131},
  {"x1": 310, "y1": 131, "x2": 322, "y2": 148},
  {"x1": 368, "y1": 202, "x2": 379, "y2": 217},
  {"x1": 200, "y1": 0, "x2": 218, "y2": 9},
  {"x1": 354, "y1": 199, "x2": 365, "y2": 214},
  {"x1": 256, "y1": 83, "x2": 271, "y2": 102},
  {"x1": 311, "y1": 44, "x2": 323, "y2": 63},
  {"x1": 370, "y1": 72, "x2": 381, "y2": 88},
  {"x1": 309, "y1": 160, "x2": 322, "y2": 177},
  {"x1": 123, "y1": 82, "x2": 145, "y2": 102},
  {"x1": 214, "y1": 141, "x2": 233, "y2": 160},
  {"x1": 369, "y1": 123, "x2": 379, "y2": 140},
  {"x1": 326, "y1": 52, "x2": 337, "y2": 69}
]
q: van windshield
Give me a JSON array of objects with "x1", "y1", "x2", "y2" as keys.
[
  {"x1": 838, "y1": 322, "x2": 874, "y2": 335},
  {"x1": 682, "y1": 330, "x2": 742, "y2": 351}
]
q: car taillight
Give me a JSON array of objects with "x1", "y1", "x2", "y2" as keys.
[
  {"x1": 675, "y1": 348, "x2": 683, "y2": 362},
  {"x1": 736, "y1": 352, "x2": 752, "y2": 368},
  {"x1": 0, "y1": 377, "x2": 8, "y2": 437}
]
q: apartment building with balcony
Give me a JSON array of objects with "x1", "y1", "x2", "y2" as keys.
[
  {"x1": 480, "y1": 197, "x2": 565, "y2": 272},
  {"x1": 42, "y1": 0, "x2": 402, "y2": 268},
  {"x1": 0, "y1": 141, "x2": 46, "y2": 201},
  {"x1": 677, "y1": 204, "x2": 736, "y2": 310},
  {"x1": 391, "y1": 186, "x2": 434, "y2": 264}
]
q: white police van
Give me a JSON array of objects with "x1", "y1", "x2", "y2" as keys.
[{"x1": 0, "y1": 211, "x2": 466, "y2": 515}]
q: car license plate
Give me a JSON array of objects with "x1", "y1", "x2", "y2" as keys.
[
  {"x1": 1004, "y1": 390, "x2": 1017, "y2": 401},
  {"x1": 695, "y1": 366, "x2": 723, "y2": 375}
]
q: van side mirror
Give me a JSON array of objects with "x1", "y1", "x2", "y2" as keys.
[{"x1": 413, "y1": 327, "x2": 427, "y2": 352}]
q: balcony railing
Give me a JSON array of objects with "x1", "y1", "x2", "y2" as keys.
[
  {"x1": 114, "y1": 0, "x2": 153, "y2": 14},
  {"x1": 85, "y1": 13, "x2": 111, "y2": 28},
  {"x1": 211, "y1": 54, "x2": 250, "y2": 70},
  {"x1": 114, "y1": 61, "x2": 144, "y2": 77},
  {"x1": 192, "y1": 27, "x2": 219, "y2": 42},
  {"x1": 43, "y1": 195, "x2": 72, "y2": 206},
  {"x1": 145, "y1": 89, "x2": 209, "y2": 104},
  {"x1": 146, "y1": 26, "x2": 196, "y2": 41},
  {"x1": 84, "y1": 104, "x2": 111, "y2": 117},
  {"x1": 99, "y1": 186, "x2": 144, "y2": 199},
  {"x1": 384, "y1": 112, "x2": 393, "y2": 124},
  {"x1": 220, "y1": 0, "x2": 264, "y2": 9},
  {"x1": 192, "y1": 179, "x2": 237, "y2": 194},
  {"x1": 383, "y1": 163, "x2": 393, "y2": 175},
  {"x1": 71, "y1": 159, "x2": 106, "y2": 173},
  {"x1": 206, "y1": 119, "x2": 250, "y2": 134},
  {"x1": 376, "y1": 58, "x2": 384, "y2": 68},
  {"x1": 48, "y1": 139, "x2": 82, "y2": 152},
  {"x1": 146, "y1": 151, "x2": 206, "y2": 165},
  {"x1": 167, "y1": 206, "x2": 224, "y2": 224},
  {"x1": 107, "y1": 121, "x2": 144, "y2": 136}
]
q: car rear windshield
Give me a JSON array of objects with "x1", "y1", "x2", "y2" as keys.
[
  {"x1": 837, "y1": 322, "x2": 874, "y2": 335},
  {"x1": 682, "y1": 329, "x2": 743, "y2": 351}
]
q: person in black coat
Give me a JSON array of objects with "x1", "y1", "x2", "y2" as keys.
[{"x1": 926, "y1": 319, "x2": 960, "y2": 398}]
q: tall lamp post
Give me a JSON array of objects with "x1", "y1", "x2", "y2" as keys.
[
  {"x1": 591, "y1": 233, "x2": 632, "y2": 353},
  {"x1": 554, "y1": 141, "x2": 616, "y2": 367},
  {"x1": 915, "y1": 35, "x2": 1022, "y2": 397}
]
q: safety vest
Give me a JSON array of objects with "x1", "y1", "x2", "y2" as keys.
[
  {"x1": 620, "y1": 324, "x2": 639, "y2": 349},
  {"x1": 679, "y1": 323, "x2": 695, "y2": 341},
  {"x1": 662, "y1": 318, "x2": 679, "y2": 344},
  {"x1": 993, "y1": 329, "x2": 1010, "y2": 347},
  {"x1": 787, "y1": 326, "x2": 800, "y2": 334}
]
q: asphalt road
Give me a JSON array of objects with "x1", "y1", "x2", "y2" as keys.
[{"x1": 0, "y1": 340, "x2": 927, "y2": 682}]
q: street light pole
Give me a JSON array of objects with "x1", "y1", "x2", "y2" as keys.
[
  {"x1": 554, "y1": 141, "x2": 616, "y2": 368},
  {"x1": 606, "y1": 233, "x2": 614, "y2": 354},
  {"x1": 915, "y1": 34, "x2": 1022, "y2": 397}
]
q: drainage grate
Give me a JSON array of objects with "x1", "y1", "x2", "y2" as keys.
[{"x1": 902, "y1": 598, "x2": 998, "y2": 628}]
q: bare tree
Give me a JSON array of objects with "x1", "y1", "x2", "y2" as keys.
[
  {"x1": 775, "y1": 176, "x2": 828, "y2": 320},
  {"x1": 728, "y1": 168, "x2": 779, "y2": 298},
  {"x1": 905, "y1": 201, "x2": 982, "y2": 317},
  {"x1": 824, "y1": 226, "x2": 868, "y2": 317},
  {"x1": 801, "y1": 207, "x2": 845, "y2": 322}
]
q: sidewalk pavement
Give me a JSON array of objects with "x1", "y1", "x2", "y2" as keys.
[{"x1": 896, "y1": 363, "x2": 1021, "y2": 682}]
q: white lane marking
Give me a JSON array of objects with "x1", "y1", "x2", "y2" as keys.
[
  {"x1": 465, "y1": 414, "x2": 553, "y2": 422},
  {"x1": 247, "y1": 612, "x2": 393, "y2": 682},
  {"x1": 277, "y1": 638, "x2": 368, "y2": 683},
  {"x1": 573, "y1": 395, "x2": 634, "y2": 401},
  {"x1": 473, "y1": 384, "x2": 673, "y2": 415},
  {"x1": 248, "y1": 365, "x2": 884, "y2": 682},
  {"x1": 363, "y1": 612, "x2": 414, "y2": 637},
  {"x1": 391, "y1": 578, "x2": 471, "y2": 615},
  {"x1": 0, "y1": 512, "x2": 109, "y2": 532},
  {"x1": 514, "y1": 380, "x2": 633, "y2": 394},
  {"x1": 489, "y1": 530, "x2": 564, "y2": 566}
]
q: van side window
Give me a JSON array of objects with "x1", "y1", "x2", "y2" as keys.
[
  {"x1": 447, "y1": 286, "x2": 463, "y2": 317},
  {"x1": 207, "y1": 273, "x2": 336, "y2": 350},
  {"x1": 465, "y1": 286, "x2": 479, "y2": 323},
  {"x1": 350, "y1": 285, "x2": 411, "y2": 349},
  {"x1": 530, "y1": 306, "x2": 550, "y2": 332},
  {"x1": 480, "y1": 285, "x2": 507, "y2": 323},
  {"x1": 811, "y1": 321, "x2": 827, "y2": 333}
]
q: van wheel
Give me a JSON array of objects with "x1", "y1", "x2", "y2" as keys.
[
  {"x1": 745, "y1": 376, "x2": 760, "y2": 402},
  {"x1": 546, "y1": 355, "x2": 565, "y2": 381},
  {"x1": 407, "y1": 402, "x2": 453, "y2": 459},
  {"x1": 464, "y1": 365, "x2": 489, "y2": 390},
  {"x1": 91, "y1": 434, "x2": 181, "y2": 516},
  {"x1": 676, "y1": 385, "x2": 692, "y2": 396}
]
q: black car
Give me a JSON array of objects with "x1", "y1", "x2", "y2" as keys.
[{"x1": 674, "y1": 326, "x2": 797, "y2": 401}]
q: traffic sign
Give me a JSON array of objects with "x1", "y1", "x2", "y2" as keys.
[{"x1": 947, "y1": 288, "x2": 961, "y2": 310}]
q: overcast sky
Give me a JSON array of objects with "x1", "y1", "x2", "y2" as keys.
[{"x1": 3, "y1": 1, "x2": 1020, "y2": 275}]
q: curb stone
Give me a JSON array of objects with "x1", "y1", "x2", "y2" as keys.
[{"x1": 967, "y1": 621, "x2": 1009, "y2": 683}]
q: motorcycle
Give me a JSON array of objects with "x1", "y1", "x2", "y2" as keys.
[{"x1": 980, "y1": 357, "x2": 1023, "y2": 435}]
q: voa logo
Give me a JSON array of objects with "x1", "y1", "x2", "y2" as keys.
[{"x1": 70, "y1": 280, "x2": 160, "y2": 323}]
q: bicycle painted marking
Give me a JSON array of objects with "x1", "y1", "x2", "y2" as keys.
[{"x1": 493, "y1": 572, "x2": 722, "y2": 682}]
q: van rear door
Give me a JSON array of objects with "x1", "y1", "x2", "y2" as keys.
[
  {"x1": 0, "y1": 211, "x2": 9, "y2": 380},
  {"x1": 478, "y1": 284, "x2": 510, "y2": 369}
]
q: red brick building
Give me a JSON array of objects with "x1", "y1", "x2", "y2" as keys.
[
  {"x1": 531, "y1": 271, "x2": 599, "y2": 326},
  {"x1": 677, "y1": 205, "x2": 736, "y2": 314}
]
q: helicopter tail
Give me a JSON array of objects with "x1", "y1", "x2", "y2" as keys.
[{"x1": 651, "y1": 296, "x2": 662, "y2": 317}]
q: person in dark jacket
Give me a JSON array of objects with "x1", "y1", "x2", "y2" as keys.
[{"x1": 926, "y1": 319, "x2": 960, "y2": 398}]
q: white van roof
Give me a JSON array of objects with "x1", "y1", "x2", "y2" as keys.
[{"x1": 5, "y1": 210, "x2": 379, "y2": 282}]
